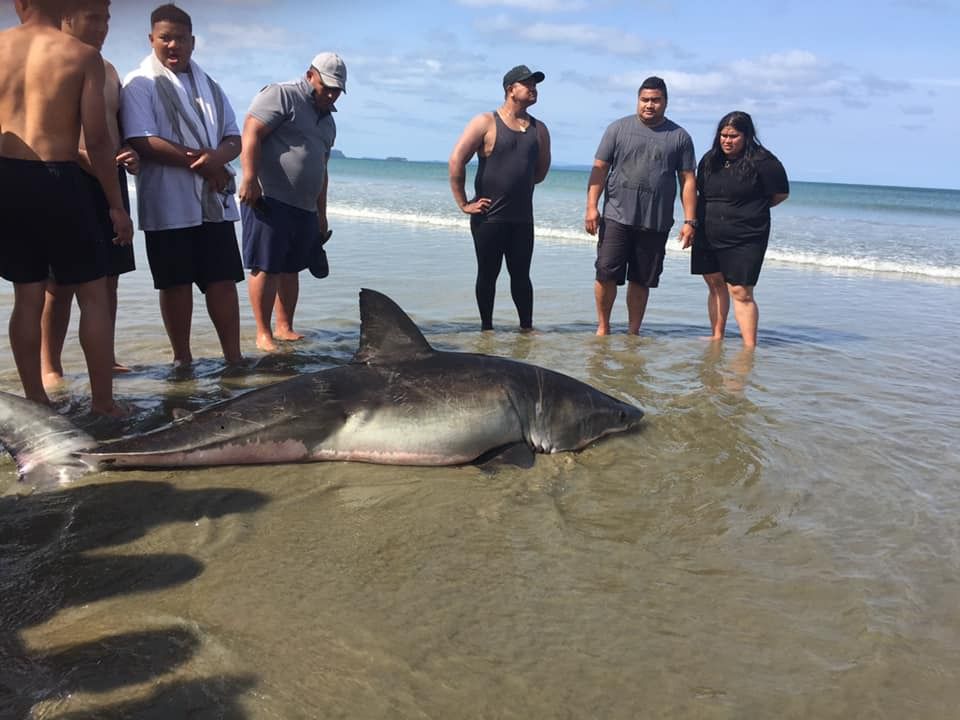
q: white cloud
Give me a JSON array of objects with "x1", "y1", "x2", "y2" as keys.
[
  {"x1": 480, "y1": 16, "x2": 674, "y2": 57},
  {"x1": 348, "y1": 51, "x2": 489, "y2": 94},
  {"x1": 606, "y1": 50, "x2": 868, "y2": 107},
  {"x1": 572, "y1": 49, "x2": 914, "y2": 126},
  {"x1": 899, "y1": 104, "x2": 934, "y2": 115},
  {"x1": 205, "y1": 22, "x2": 296, "y2": 50}
]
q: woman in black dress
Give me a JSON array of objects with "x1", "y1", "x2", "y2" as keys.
[{"x1": 691, "y1": 111, "x2": 789, "y2": 347}]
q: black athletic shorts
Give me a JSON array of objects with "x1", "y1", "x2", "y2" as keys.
[
  {"x1": 0, "y1": 157, "x2": 107, "y2": 285},
  {"x1": 84, "y1": 166, "x2": 136, "y2": 277},
  {"x1": 690, "y1": 238, "x2": 768, "y2": 287},
  {"x1": 145, "y1": 221, "x2": 244, "y2": 292},
  {"x1": 595, "y1": 219, "x2": 668, "y2": 287}
]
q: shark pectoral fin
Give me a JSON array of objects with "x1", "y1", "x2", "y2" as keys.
[{"x1": 475, "y1": 443, "x2": 537, "y2": 472}]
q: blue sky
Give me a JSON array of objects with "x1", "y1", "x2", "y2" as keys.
[{"x1": 3, "y1": 0, "x2": 956, "y2": 188}]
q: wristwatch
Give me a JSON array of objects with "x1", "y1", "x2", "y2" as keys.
[{"x1": 683, "y1": 219, "x2": 698, "y2": 228}]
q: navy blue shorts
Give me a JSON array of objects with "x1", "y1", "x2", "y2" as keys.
[
  {"x1": 144, "y1": 222, "x2": 244, "y2": 292},
  {"x1": 0, "y1": 157, "x2": 107, "y2": 285},
  {"x1": 595, "y1": 219, "x2": 668, "y2": 287},
  {"x1": 241, "y1": 196, "x2": 318, "y2": 274}
]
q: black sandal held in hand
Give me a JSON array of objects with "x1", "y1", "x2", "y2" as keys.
[{"x1": 308, "y1": 229, "x2": 333, "y2": 279}]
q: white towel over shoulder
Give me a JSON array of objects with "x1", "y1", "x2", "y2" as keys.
[{"x1": 121, "y1": 53, "x2": 240, "y2": 229}]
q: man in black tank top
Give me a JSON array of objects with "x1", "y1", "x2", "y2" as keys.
[{"x1": 449, "y1": 65, "x2": 551, "y2": 331}]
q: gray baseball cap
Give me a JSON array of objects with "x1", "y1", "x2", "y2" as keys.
[{"x1": 311, "y1": 52, "x2": 347, "y2": 93}]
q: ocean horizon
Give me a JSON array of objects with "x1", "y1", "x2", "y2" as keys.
[
  {"x1": 324, "y1": 156, "x2": 960, "y2": 282},
  {"x1": 335, "y1": 153, "x2": 960, "y2": 193}
]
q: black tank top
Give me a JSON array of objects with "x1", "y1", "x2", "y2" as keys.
[{"x1": 473, "y1": 110, "x2": 540, "y2": 223}]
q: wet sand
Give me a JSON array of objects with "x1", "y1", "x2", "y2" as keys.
[{"x1": 2, "y1": 219, "x2": 959, "y2": 718}]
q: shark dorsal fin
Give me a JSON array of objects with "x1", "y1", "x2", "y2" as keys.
[{"x1": 352, "y1": 289, "x2": 434, "y2": 365}]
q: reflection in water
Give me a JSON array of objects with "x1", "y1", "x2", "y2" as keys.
[
  {"x1": 467, "y1": 327, "x2": 536, "y2": 361},
  {"x1": 698, "y1": 342, "x2": 756, "y2": 396},
  {"x1": 584, "y1": 335, "x2": 649, "y2": 406},
  {"x1": 689, "y1": 343, "x2": 764, "y2": 490},
  {"x1": 553, "y1": 339, "x2": 769, "y2": 547}
]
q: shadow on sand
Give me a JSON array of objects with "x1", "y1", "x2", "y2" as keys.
[{"x1": 0, "y1": 480, "x2": 268, "y2": 718}]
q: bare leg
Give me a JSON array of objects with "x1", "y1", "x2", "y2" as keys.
[
  {"x1": 273, "y1": 272, "x2": 304, "y2": 341},
  {"x1": 40, "y1": 281, "x2": 75, "y2": 388},
  {"x1": 159, "y1": 284, "x2": 194, "y2": 365},
  {"x1": 625, "y1": 281, "x2": 650, "y2": 335},
  {"x1": 205, "y1": 280, "x2": 243, "y2": 363},
  {"x1": 594, "y1": 280, "x2": 617, "y2": 336},
  {"x1": 10, "y1": 281, "x2": 52, "y2": 406},
  {"x1": 703, "y1": 272, "x2": 729, "y2": 341},
  {"x1": 247, "y1": 270, "x2": 280, "y2": 352},
  {"x1": 106, "y1": 275, "x2": 131, "y2": 372},
  {"x1": 729, "y1": 283, "x2": 759, "y2": 348},
  {"x1": 74, "y1": 277, "x2": 124, "y2": 417}
]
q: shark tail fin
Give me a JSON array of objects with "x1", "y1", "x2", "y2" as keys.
[{"x1": 0, "y1": 391, "x2": 98, "y2": 487}]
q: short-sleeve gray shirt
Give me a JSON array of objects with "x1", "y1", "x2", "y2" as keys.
[
  {"x1": 595, "y1": 115, "x2": 695, "y2": 232},
  {"x1": 247, "y1": 78, "x2": 336, "y2": 212}
]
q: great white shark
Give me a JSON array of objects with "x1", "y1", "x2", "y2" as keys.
[{"x1": 0, "y1": 289, "x2": 643, "y2": 485}]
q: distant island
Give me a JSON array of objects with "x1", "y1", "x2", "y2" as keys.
[{"x1": 329, "y1": 150, "x2": 408, "y2": 162}]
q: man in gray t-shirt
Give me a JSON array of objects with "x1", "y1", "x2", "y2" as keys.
[
  {"x1": 238, "y1": 52, "x2": 345, "y2": 352},
  {"x1": 585, "y1": 77, "x2": 697, "y2": 336}
]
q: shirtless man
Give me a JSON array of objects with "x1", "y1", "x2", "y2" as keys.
[
  {"x1": 0, "y1": 0, "x2": 133, "y2": 416},
  {"x1": 41, "y1": 0, "x2": 140, "y2": 388}
]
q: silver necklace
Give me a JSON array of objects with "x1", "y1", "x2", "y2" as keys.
[{"x1": 500, "y1": 108, "x2": 529, "y2": 132}]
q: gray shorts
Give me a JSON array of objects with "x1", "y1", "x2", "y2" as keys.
[{"x1": 594, "y1": 219, "x2": 668, "y2": 287}]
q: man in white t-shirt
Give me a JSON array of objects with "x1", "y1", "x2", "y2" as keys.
[{"x1": 121, "y1": 3, "x2": 243, "y2": 366}]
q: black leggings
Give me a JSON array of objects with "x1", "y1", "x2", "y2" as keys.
[{"x1": 470, "y1": 220, "x2": 534, "y2": 330}]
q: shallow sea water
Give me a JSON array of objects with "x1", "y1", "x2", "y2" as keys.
[{"x1": 2, "y1": 218, "x2": 959, "y2": 718}]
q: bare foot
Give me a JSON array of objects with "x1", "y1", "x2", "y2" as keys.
[
  {"x1": 27, "y1": 391, "x2": 53, "y2": 407},
  {"x1": 256, "y1": 333, "x2": 279, "y2": 352},
  {"x1": 595, "y1": 325, "x2": 611, "y2": 336},
  {"x1": 518, "y1": 326, "x2": 538, "y2": 335},
  {"x1": 273, "y1": 329, "x2": 304, "y2": 341},
  {"x1": 42, "y1": 371, "x2": 65, "y2": 390},
  {"x1": 112, "y1": 361, "x2": 133, "y2": 374}
]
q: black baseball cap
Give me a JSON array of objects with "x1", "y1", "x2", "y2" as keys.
[{"x1": 502, "y1": 65, "x2": 545, "y2": 89}]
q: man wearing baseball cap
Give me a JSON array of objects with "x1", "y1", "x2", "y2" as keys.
[
  {"x1": 449, "y1": 64, "x2": 551, "y2": 332},
  {"x1": 238, "y1": 52, "x2": 346, "y2": 351}
]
